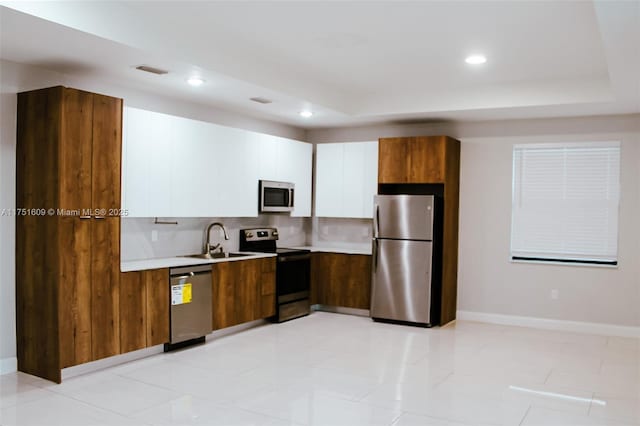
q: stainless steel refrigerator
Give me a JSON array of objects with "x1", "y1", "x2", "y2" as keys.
[{"x1": 371, "y1": 195, "x2": 436, "y2": 326}]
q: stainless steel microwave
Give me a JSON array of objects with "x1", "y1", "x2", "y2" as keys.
[{"x1": 259, "y1": 180, "x2": 294, "y2": 213}]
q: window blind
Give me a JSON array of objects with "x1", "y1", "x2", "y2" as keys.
[{"x1": 511, "y1": 142, "x2": 620, "y2": 265}]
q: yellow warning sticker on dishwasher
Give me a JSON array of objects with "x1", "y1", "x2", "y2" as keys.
[{"x1": 171, "y1": 283, "x2": 193, "y2": 305}]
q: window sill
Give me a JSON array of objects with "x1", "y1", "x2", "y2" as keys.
[{"x1": 510, "y1": 258, "x2": 618, "y2": 269}]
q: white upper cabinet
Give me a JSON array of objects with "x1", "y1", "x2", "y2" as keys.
[
  {"x1": 122, "y1": 108, "x2": 173, "y2": 217},
  {"x1": 122, "y1": 107, "x2": 312, "y2": 217},
  {"x1": 315, "y1": 141, "x2": 378, "y2": 218}
]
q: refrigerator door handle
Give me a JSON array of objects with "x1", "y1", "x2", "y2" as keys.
[
  {"x1": 374, "y1": 204, "x2": 380, "y2": 238},
  {"x1": 372, "y1": 238, "x2": 378, "y2": 272}
]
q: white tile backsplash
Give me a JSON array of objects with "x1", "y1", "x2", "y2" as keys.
[
  {"x1": 121, "y1": 216, "x2": 373, "y2": 261},
  {"x1": 312, "y1": 217, "x2": 373, "y2": 246},
  {"x1": 121, "y1": 215, "x2": 310, "y2": 261}
]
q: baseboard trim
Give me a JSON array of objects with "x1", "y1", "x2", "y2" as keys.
[
  {"x1": 61, "y1": 345, "x2": 164, "y2": 381},
  {"x1": 314, "y1": 304, "x2": 370, "y2": 317},
  {"x1": 0, "y1": 357, "x2": 18, "y2": 375},
  {"x1": 457, "y1": 310, "x2": 640, "y2": 338}
]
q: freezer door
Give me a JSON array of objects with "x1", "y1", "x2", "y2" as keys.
[
  {"x1": 371, "y1": 239, "x2": 433, "y2": 324},
  {"x1": 373, "y1": 195, "x2": 434, "y2": 240}
]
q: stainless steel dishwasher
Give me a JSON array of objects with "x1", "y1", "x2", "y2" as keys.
[{"x1": 167, "y1": 264, "x2": 212, "y2": 350}]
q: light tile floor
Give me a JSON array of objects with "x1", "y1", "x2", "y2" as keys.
[{"x1": 1, "y1": 312, "x2": 638, "y2": 426}]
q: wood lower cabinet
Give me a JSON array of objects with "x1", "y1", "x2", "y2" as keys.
[
  {"x1": 119, "y1": 268, "x2": 170, "y2": 353},
  {"x1": 212, "y1": 258, "x2": 276, "y2": 330},
  {"x1": 16, "y1": 86, "x2": 123, "y2": 382},
  {"x1": 312, "y1": 253, "x2": 372, "y2": 310}
]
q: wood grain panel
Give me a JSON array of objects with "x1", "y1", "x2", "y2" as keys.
[
  {"x1": 313, "y1": 253, "x2": 372, "y2": 310},
  {"x1": 212, "y1": 262, "x2": 237, "y2": 329},
  {"x1": 237, "y1": 260, "x2": 259, "y2": 323},
  {"x1": 119, "y1": 271, "x2": 146, "y2": 353},
  {"x1": 91, "y1": 217, "x2": 120, "y2": 360},
  {"x1": 408, "y1": 137, "x2": 446, "y2": 183},
  {"x1": 59, "y1": 88, "x2": 93, "y2": 212},
  {"x1": 16, "y1": 88, "x2": 63, "y2": 382},
  {"x1": 145, "y1": 268, "x2": 169, "y2": 346},
  {"x1": 91, "y1": 94, "x2": 122, "y2": 211},
  {"x1": 440, "y1": 137, "x2": 460, "y2": 325},
  {"x1": 343, "y1": 254, "x2": 372, "y2": 310},
  {"x1": 58, "y1": 217, "x2": 92, "y2": 368},
  {"x1": 378, "y1": 138, "x2": 409, "y2": 183}
]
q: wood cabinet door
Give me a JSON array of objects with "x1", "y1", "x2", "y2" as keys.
[
  {"x1": 212, "y1": 262, "x2": 237, "y2": 329},
  {"x1": 260, "y1": 258, "x2": 276, "y2": 318},
  {"x1": 91, "y1": 217, "x2": 120, "y2": 360},
  {"x1": 145, "y1": 268, "x2": 169, "y2": 346},
  {"x1": 58, "y1": 217, "x2": 92, "y2": 369},
  {"x1": 407, "y1": 137, "x2": 446, "y2": 183},
  {"x1": 343, "y1": 254, "x2": 372, "y2": 310},
  {"x1": 236, "y1": 259, "x2": 259, "y2": 323},
  {"x1": 378, "y1": 138, "x2": 409, "y2": 183},
  {"x1": 59, "y1": 88, "x2": 93, "y2": 211},
  {"x1": 92, "y1": 94, "x2": 122, "y2": 211},
  {"x1": 313, "y1": 253, "x2": 372, "y2": 310},
  {"x1": 119, "y1": 271, "x2": 146, "y2": 353},
  {"x1": 314, "y1": 253, "x2": 337, "y2": 305}
]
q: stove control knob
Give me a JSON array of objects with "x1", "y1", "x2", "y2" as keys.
[
  {"x1": 272, "y1": 230, "x2": 279, "y2": 237},
  {"x1": 246, "y1": 232, "x2": 253, "y2": 238}
]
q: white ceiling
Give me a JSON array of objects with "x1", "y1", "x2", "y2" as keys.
[{"x1": 1, "y1": 1, "x2": 638, "y2": 128}]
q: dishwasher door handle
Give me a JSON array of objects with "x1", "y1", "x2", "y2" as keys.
[{"x1": 171, "y1": 272, "x2": 195, "y2": 281}]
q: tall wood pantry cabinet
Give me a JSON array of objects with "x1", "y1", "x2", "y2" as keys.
[
  {"x1": 16, "y1": 86, "x2": 123, "y2": 382},
  {"x1": 378, "y1": 135, "x2": 460, "y2": 325}
]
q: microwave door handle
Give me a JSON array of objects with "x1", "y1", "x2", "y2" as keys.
[{"x1": 289, "y1": 188, "x2": 295, "y2": 208}]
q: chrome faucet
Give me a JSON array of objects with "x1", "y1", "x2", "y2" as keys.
[{"x1": 203, "y1": 222, "x2": 229, "y2": 255}]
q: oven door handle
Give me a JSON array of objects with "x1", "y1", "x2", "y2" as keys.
[
  {"x1": 289, "y1": 188, "x2": 295, "y2": 208},
  {"x1": 278, "y1": 253, "x2": 311, "y2": 262}
]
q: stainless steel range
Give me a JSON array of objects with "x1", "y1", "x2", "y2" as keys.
[{"x1": 239, "y1": 228, "x2": 311, "y2": 322}]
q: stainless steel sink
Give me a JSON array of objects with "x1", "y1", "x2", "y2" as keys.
[{"x1": 182, "y1": 252, "x2": 252, "y2": 260}]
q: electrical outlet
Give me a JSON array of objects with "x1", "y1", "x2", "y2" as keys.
[
  {"x1": 151, "y1": 229, "x2": 158, "y2": 242},
  {"x1": 551, "y1": 289, "x2": 559, "y2": 300}
]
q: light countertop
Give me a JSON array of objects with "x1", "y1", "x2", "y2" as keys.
[{"x1": 121, "y1": 252, "x2": 277, "y2": 272}]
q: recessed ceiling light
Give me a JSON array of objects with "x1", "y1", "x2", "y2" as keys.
[
  {"x1": 465, "y1": 54, "x2": 487, "y2": 65},
  {"x1": 187, "y1": 77, "x2": 204, "y2": 86},
  {"x1": 299, "y1": 110, "x2": 313, "y2": 118}
]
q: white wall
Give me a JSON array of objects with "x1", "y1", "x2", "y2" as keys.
[
  {"x1": 0, "y1": 59, "x2": 305, "y2": 373},
  {"x1": 307, "y1": 114, "x2": 640, "y2": 328}
]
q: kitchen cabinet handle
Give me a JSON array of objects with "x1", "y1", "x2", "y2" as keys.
[
  {"x1": 79, "y1": 215, "x2": 91, "y2": 220},
  {"x1": 94, "y1": 215, "x2": 106, "y2": 220}
]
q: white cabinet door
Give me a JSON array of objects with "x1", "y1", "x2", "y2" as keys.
[
  {"x1": 314, "y1": 141, "x2": 378, "y2": 218},
  {"x1": 215, "y1": 125, "x2": 259, "y2": 217},
  {"x1": 315, "y1": 143, "x2": 344, "y2": 217},
  {"x1": 122, "y1": 107, "x2": 173, "y2": 217},
  {"x1": 343, "y1": 143, "x2": 366, "y2": 218},
  {"x1": 362, "y1": 141, "x2": 379, "y2": 218},
  {"x1": 287, "y1": 139, "x2": 313, "y2": 217},
  {"x1": 170, "y1": 116, "x2": 219, "y2": 217}
]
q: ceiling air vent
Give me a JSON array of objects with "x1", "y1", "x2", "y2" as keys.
[
  {"x1": 250, "y1": 97, "x2": 273, "y2": 104},
  {"x1": 135, "y1": 65, "x2": 169, "y2": 75}
]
